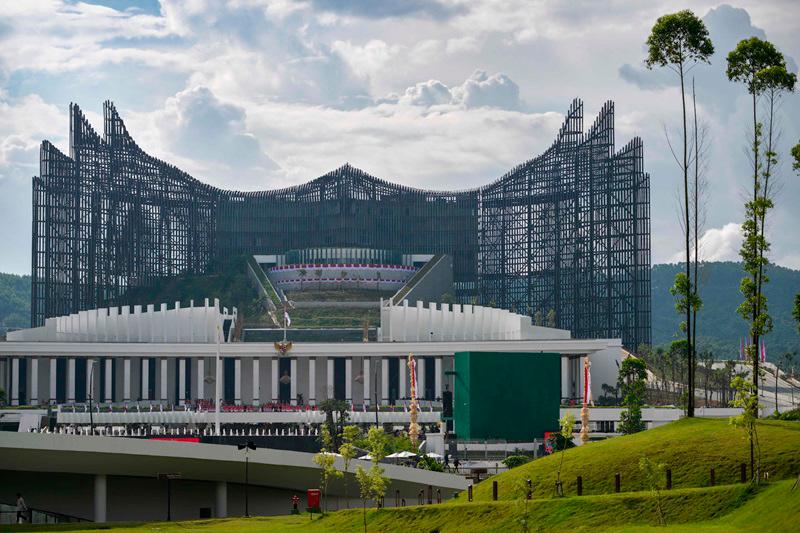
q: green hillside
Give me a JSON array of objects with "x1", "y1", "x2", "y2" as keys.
[
  {"x1": 653, "y1": 262, "x2": 800, "y2": 360},
  {"x1": 0, "y1": 272, "x2": 30, "y2": 334}
]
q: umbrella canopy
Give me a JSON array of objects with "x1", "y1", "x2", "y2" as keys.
[
  {"x1": 423, "y1": 452, "x2": 443, "y2": 459},
  {"x1": 358, "y1": 454, "x2": 373, "y2": 460},
  {"x1": 387, "y1": 450, "x2": 418, "y2": 458}
]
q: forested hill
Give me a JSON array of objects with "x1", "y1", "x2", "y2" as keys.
[
  {"x1": 652, "y1": 262, "x2": 800, "y2": 360},
  {"x1": 0, "y1": 273, "x2": 30, "y2": 335}
]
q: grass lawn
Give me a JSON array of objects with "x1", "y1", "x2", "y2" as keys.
[{"x1": 469, "y1": 417, "x2": 800, "y2": 502}]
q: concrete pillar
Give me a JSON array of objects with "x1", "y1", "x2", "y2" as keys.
[
  {"x1": 308, "y1": 358, "x2": 316, "y2": 405},
  {"x1": 381, "y1": 358, "x2": 389, "y2": 405},
  {"x1": 30, "y1": 358, "x2": 38, "y2": 405},
  {"x1": 290, "y1": 358, "x2": 297, "y2": 405},
  {"x1": 327, "y1": 358, "x2": 334, "y2": 399},
  {"x1": 67, "y1": 358, "x2": 76, "y2": 403},
  {"x1": 141, "y1": 359, "x2": 149, "y2": 400},
  {"x1": 179, "y1": 358, "x2": 187, "y2": 405},
  {"x1": 252, "y1": 358, "x2": 260, "y2": 405},
  {"x1": 271, "y1": 358, "x2": 278, "y2": 402},
  {"x1": 345, "y1": 358, "x2": 352, "y2": 402},
  {"x1": 123, "y1": 358, "x2": 131, "y2": 402},
  {"x1": 399, "y1": 356, "x2": 406, "y2": 399},
  {"x1": 363, "y1": 357, "x2": 370, "y2": 406},
  {"x1": 50, "y1": 358, "x2": 57, "y2": 404},
  {"x1": 160, "y1": 359, "x2": 168, "y2": 401},
  {"x1": 94, "y1": 474, "x2": 107, "y2": 523},
  {"x1": 105, "y1": 359, "x2": 113, "y2": 403},
  {"x1": 435, "y1": 357, "x2": 443, "y2": 399},
  {"x1": 197, "y1": 358, "x2": 205, "y2": 401},
  {"x1": 11, "y1": 358, "x2": 19, "y2": 405},
  {"x1": 418, "y1": 357, "x2": 426, "y2": 400},
  {"x1": 234, "y1": 358, "x2": 241, "y2": 405},
  {"x1": 215, "y1": 481, "x2": 227, "y2": 518},
  {"x1": 86, "y1": 359, "x2": 94, "y2": 403}
]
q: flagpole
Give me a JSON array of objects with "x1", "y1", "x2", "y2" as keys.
[{"x1": 215, "y1": 317, "x2": 221, "y2": 437}]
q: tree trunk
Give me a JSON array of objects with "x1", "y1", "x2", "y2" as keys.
[{"x1": 680, "y1": 66, "x2": 694, "y2": 418}]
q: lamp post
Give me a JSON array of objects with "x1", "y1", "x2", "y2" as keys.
[
  {"x1": 237, "y1": 441, "x2": 256, "y2": 517},
  {"x1": 88, "y1": 359, "x2": 96, "y2": 435},
  {"x1": 215, "y1": 317, "x2": 221, "y2": 438}
]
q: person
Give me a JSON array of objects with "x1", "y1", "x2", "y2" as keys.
[
  {"x1": 453, "y1": 456, "x2": 460, "y2": 473},
  {"x1": 444, "y1": 452, "x2": 450, "y2": 471},
  {"x1": 16, "y1": 493, "x2": 28, "y2": 524}
]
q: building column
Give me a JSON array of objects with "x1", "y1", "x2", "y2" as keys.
[
  {"x1": 30, "y1": 358, "x2": 39, "y2": 405},
  {"x1": 290, "y1": 358, "x2": 298, "y2": 405},
  {"x1": 123, "y1": 358, "x2": 131, "y2": 402},
  {"x1": 94, "y1": 474, "x2": 107, "y2": 523},
  {"x1": 251, "y1": 358, "x2": 259, "y2": 406},
  {"x1": 234, "y1": 358, "x2": 241, "y2": 405},
  {"x1": 381, "y1": 358, "x2": 389, "y2": 405},
  {"x1": 363, "y1": 357, "x2": 370, "y2": 406},
  {"x1": 417, "y1": 357, "x2": 426, "y2": 400},
  {"x1": 141, "y1": 359, "x2": 149, "y2": 401},
  {"x1": 67, "y1": 358, "x2": 76, "y2": 403},
  {"x1": 178, "y1": 358, "x2": 186, "y2": 404},
  {"x1": 435, "y1": 357, "x2": 443, "y2": 400},
  {"x1": 399, "y1": 356, "x2": 406, "y2": 400},
  {"x1": 11, "y1": 358, "x2": 19, "y2": 406},
  {"x1": 215, "y1": 481, "x2": 227, "y2": 518},
  {"x1": 197, "y1": 358, "x2": 205, "y2": 402},
  {"x1": 86, "y1": 359, "x2": 94, "y2": 403},
  {"x1": 105, "y1": 359, "x2": 113, "y2": 403},
  {"x1": 327, "y1": 358, "x2": 334, "y2": 399},
  {"x1": 345, "y1": 358, "x2": 352, "y2": 402},
  {"x1": 160, "y1": 359, "x2": 168, "y2": 401},
  {"x1": 308, "y1": 358, "x2": 316, "y2": 405},
  {"x1": 271, "y1": 358, "x2": 278, "y2": 402},
  {"x1": 50, "y1": 358, "x2": 57, "y2": 404}
]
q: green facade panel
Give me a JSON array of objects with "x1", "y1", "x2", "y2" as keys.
[{"x1": 453, "y1": 351, "x2": 561, "y2": 441}]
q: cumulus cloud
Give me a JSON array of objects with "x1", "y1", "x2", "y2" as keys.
[
  {"x1": 308, "y1": 0, "x2": 464, "y2": 20},
  {"x1": 395, "y1": 71, "x2": 522, "y2": 110},
  {"x1": 669, "y1": 223, "x2": 743, "y2": 263}
]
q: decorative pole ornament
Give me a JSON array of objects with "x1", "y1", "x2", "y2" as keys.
[
  {"x1": 580, "y1": 355, "x2": 592, "y2": 444},
  {"x1": 274, "y1": 302, "x2": 293, "y2": 355},
  {"x1": 408, "y1": 353, "x2": 420, "y2": 449}
]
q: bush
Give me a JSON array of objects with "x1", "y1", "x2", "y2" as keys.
[
  {"x1": 502, "y1": 455, "x2": 531, "y2": 469},
  {"x1": 770, "y1": 408, "x2": 800, "y2": 421},
  {"x1": 417, "y1": 455, "x2": 444, "y2": 472}
]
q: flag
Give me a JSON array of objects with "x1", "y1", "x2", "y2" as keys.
[
  {"x1": 284, "y1": 311, "x2": 291, "y2": 327},
  {"x1": 583, "y1": 357, "x2": 594, "y2": 407}
]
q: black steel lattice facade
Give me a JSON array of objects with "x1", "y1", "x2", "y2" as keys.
[{"x1": 31, "y1": 99, "x2": 650, "y2": 348}]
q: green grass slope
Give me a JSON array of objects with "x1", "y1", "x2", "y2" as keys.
[{"x1": 470, "y1": 418, "x2": 800, "y2": 502}]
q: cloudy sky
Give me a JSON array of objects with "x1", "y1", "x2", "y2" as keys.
[{"x1": 1, "y1": 0, "x2": 798, "y2": 275}]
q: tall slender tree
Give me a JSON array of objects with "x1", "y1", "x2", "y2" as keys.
[
  {"x1": 727, "y1": 38, "x2": 794, "y2": 409},
  {"x1": 645, "y1": 10, "x2": 713, "y2": 417}
]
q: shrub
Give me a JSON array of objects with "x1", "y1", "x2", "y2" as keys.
[{"x1": 502, "y1": 455, "x2": 532, "y2": 469}]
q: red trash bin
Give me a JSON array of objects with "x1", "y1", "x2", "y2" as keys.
[{"x1": 307, "y1": 488, "x2": 321, "y2": 510}]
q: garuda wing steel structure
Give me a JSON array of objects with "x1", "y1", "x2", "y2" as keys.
[{"x1": 31, "y1": 99, "x2": 650, "y2": 349}]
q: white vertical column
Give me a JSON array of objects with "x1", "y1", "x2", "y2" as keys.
[
  {"x1": 30, "y1": 358, "x2": 39, "y2": 405},
  {"x1": 399, "y1": 356, "x2": 406, "y2": 399},
  {"x1": 94, "y1": 474, "x2": 107, "y2": 523},
  {"x1": 123, "y1": 358, "x2": 131, "y2": 402},
  {"x1": 197, "y1": 358, "x2": 205, "y2": 401},
  {"x1": 363, "y1": 358, "x2": 370, "y2": 406},
  {"x1": 251, "y1": 358, "x2": 260, "y2": 405},
  {"x1": 561, "y1": 357, "x2": 569, "y2": 401},
  {"x1": 178, "y1": 358, "x2": 186, "y2": 405},
  {"x1": 234, "y1": 358, "x2": 241, "y2": 405},
  {"x1": 160, "y1": 358, "x2": 168, "y2": 401},
  {"x1": 290, "y1": 358, "x2": 297, "y2": 405},
  {"x1": 67, "y1": 358, "x2": 76, "y2": 402},
  {"x1": 381, "y1": 358, "x2": 389, "y2": 404},
  {"x1": 345, "y1": 358, "x2": 352, "y2": 402},
  {"x1": 308, "y1": 358, "x2": 316, "y2": 405},
  {"x1": 105, "y1": 359, "x2": 113, "y2": 402},
  {"x1": 85, "y1": 359, "x2": 93, "y2": 403},
  {"x1": 50, "y1": 358, "x2": 57, "y2": 404},
  {"x1": 215, "y1": 481, "x2": 227, "y2": 518},
  {"x1": 11, "y1": 358, "x2": 19, "y2": 405},
  {"x1": 418, "y1": 357, "x2": 426, "y2": 400},
  {"x1": 435, "y1": 357, "x2": 443, "y2": 399},
  {"x1": 327, "y1": 358, "x2": 334, "y2": 399},
  {"x1": 271, "y1": 358, "x2": 278, "y2": 402},
  {"x1": 141, "y1": 359, "x2": 149, "y2": 400}
]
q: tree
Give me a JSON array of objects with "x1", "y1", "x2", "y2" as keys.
[
  {"x1": 698, "y1": 350, "x2": 715, "y2": 407},
  {"x1": 645, "y1": 10, "x2": 713, "y2": 418},
  {"x1": 778, "y1": 351, "x2": 796, "y2": 407},
  {"x1": 534, "y1": 310, "x2": 543, "y2": 326},
  {"x1": 315, "y1": 268, "x2": 323, "y2": 290},
  {"x1": 793, "y1": 293, "x2": 800, "y2": 335},
  {"x1": 319, "y1": 398, "x2": 350, "y2": 449},
  {"x1": 339, "y1": 425, "x2": 360, "y2": 508},
  {"x1": 553, "y1": 413, "x2": 575, "y2": 497},
  {"x1": 355, "y1": 427, "x2": 389, "y2": 532},
  {"x1": 618, "y1": 357, "x2": 648, "y2": 434},
  {"x1": 340, "y1": 270, "x2": 348, "y2": 291},
  {"x1": 727, "y1": 37, "x2": 794, "y2": 408},
  {"x1": 546, "y1": 309, "x2": 556, "y2": 328},
  {"x1": 313, "y1": 426, "x2": 343, "y2": 513},
  {"x1": 730, "y1": 375, "x2": 761, "y2": 483},
  {"x1": 298, "y1": 268, "x2": 308, "y2": 290},
  {"x1": 639, "y1": 457, "x2": 667, "y2": 526}
]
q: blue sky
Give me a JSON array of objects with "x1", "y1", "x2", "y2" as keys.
[{"x1": 0, "y1": 0, "x2": 799, "y2": 275}]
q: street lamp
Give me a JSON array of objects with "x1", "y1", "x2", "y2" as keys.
[{"x1": 237, "y1": 440, "x2": 257, "y2": 517}]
